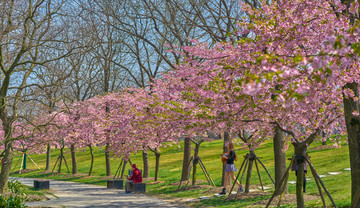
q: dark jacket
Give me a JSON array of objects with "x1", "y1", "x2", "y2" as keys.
[
  {"x1": 226, "y1": 150, "x2": 236, "y2": 164},
  {"x1": 129, "y1": 168, "x2": 143, "y2": 183}
]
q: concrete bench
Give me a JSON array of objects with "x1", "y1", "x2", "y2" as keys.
[
  {"x1": 34, "y1": 180, "x2": 50, "y2": 189},
  {"x1": 133, "y1": 183, "x2": 146, "y2": 193},
  {"x1": 107, "y1": 180, "x2": 124, "y2": 189}
]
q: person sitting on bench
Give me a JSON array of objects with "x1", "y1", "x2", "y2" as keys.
[{"x1": 125, "y1": 164, "x2": 142, "y2": 193}]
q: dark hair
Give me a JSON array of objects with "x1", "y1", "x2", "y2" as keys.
[{"x1": 228, "y1": 142, "x2": 234, "y2": 151}]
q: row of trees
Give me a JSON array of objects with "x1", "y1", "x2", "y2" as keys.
[
  {"x1": 1, "y1": 0, "x2": 360, "y2": 208},
  {"x1": 0, "y1": 0, "x2": 250, "y2": 191}
]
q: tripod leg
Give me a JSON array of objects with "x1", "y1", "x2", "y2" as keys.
[
  {"x1": 277, "y1": 163, "x2": 291, "y2": 208},
  {"x1": 255, "y1": 159, "x2": 264, "y2": 191},
  {"x1": 63, "y1": 156, "x2": 70, "y2": 173},
  {"x1": 198, "y1": 158, "x2": 211, "y2": 185},
  {"x1": 311, "y1": 164, "x2": 326, "y2": 208},
  {"x1": 229, "y1": 155, "x2": 248, "y2": 195},
  {"x1": 114, "y1": 159, "x2": 123, "y2": 179},
  {"x1": 255, "y1": 155, "x2": 275, "y2": 185},
  {"x1": 265, "y1": 157, "x2": 295, "y2": 208},
  {"x1": 198, "y1": 157, "x2": 215, "y2": 186},
  {"x1": 120, "y1": 160, "x2": 127, "y2": 179},
  {"x1": 306, "y1": 158, "x2": 337, "y2": 208},
  {"x1": 28, "y1": 154, "x2": 40, "y2": 170},
  {"x1": 52, "y1": 156, "x2": 60, "y2": 173}
]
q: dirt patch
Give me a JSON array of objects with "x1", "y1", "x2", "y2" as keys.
[
  {"x1": 38, "y1": 170, "x2": 52, "y2": 174},
  {"x1": 169, "y1": 180, "x2": 208, "y2": 186},
  {"x1": 146, "y1": 181, "x2": 165, "y2": 185},
  {"x1": 175, "y1": 185, "x2": 214, "y2": 192},
  {"x1": 62, "y1": 173, "x2": 87, "y2": 178},
  {"x1": 98, "y1": 176, "x2": 116, "y2": 180},
  {"x1": 309, "y1": 145, "x2": 336, "y2": 151},
  {"x1": 48, "y1": 172, "x2": 67, "y2": 177},
  {"x1": 81, "y1": 175, "x2": 97, "y2": 179},
  {"x1": 12, "y1": 169, "x2": 37, "y2": 174},
  {"x1": 253, "y1": 194, "x2": 319, "y2": 206},
  {"x1": 226, "y1": 191, "x2": 270, "y2": 201},
  {"x1": 142, "y1": 177, "x2": 156, "y2": 182}
]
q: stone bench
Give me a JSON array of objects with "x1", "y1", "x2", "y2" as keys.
[
  {"x1": 133, "y1": 183, "x2": 146, "y2": 193},
  {"x1": 34, "y1": 180, "x2": 50, "y2": 189},
  {"x1": 107, "y1": 180, "x2": 124, "y2": 189}
]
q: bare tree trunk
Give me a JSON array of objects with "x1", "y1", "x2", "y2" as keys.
[
  {"x1": 89, "y1": 145, "x2": 94, "y2": 176},
  {"x1": 296, "y1": 160, "x2": 305, "y2": 208},
  {"x1": 105, "y1": 144, "x2": 111, "y2": 176},
  {"x1": 245, "y1": 150, "x2": 255, "y2": 193},
  {"x1": 181, "y1": 137, "x2": 192, "y2": 181},
  {"x1": 343, "y1": 82, "x2": 360, "y2": 208},
  {"x1": 71, "y1": 144, "x2": 78, "y2": 174},
  {"x1": 273, "y1": 127, "x2": 288, "y2": 195},
  {"x1": 294, "y1": 142, "x2": 307, "y2": 208},
  {"x1": 155, "y1": 151, "x2": 160, "y2": 181},
  {"x1": 221, "y1": 132, "x2": 230, "y2": 186},
  {"x1": 192, "y1": 142, "x2": 201, "y2": 186},
  {"x1": 45, "y1": 143, "x2": 51, "y2": 171},
  {"x1": 0, "y1": 139, "x2": 14, "y2": 193},
  {"x1": 142, "y1": 149, "x2": 149, "y2": 178}
]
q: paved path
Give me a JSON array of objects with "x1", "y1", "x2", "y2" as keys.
[{"x1": 11, "y1": 177, "x2": 182, "y2": 208}]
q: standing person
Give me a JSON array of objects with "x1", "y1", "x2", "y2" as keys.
[
  {"x1": 125, "y1": 164, "x2": 143, "y2": 193},
  {"x1": 219, "y1": 142, "x2": 241, "y2": 195},
  {"x1": 291, "y1": 139, "x2": 308, "y2": 193}
]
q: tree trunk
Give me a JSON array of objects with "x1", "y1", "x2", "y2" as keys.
[
  {"x1": 221, "y1": 132, "x2": 230, "y2": 186},
  {"x1": 45, "y1": 143, "x2": 51, "y2": 171},
  {"x1": 321, "y1": 131, "x2": 327, "y2": 145},
  {"x1": 0, "y1": 140, "x2": 14, "y2": 193},
  {"x1": 181, "y1": 137, "x2": 192, "y2": 181},
  {"x1": 294, "y1": 142, "x2": 307, "y2": 208},
  {"x1": 105, "y1": 144, "x2": 111, "y2": 176},
  {"x1": 245, "y1": 150, "x2": 255, "y2": 193},
  {"x1": 89, "y1": 145, "x2": 94, "y2": 176},
  {"x1": 273, "y1": 126, "x2": 288, "y2": 195},
  {"x1": 71, "y1": 144, "x2": 78, "y2": 174},
  {"x1": 142, "y1": 149, "x2": 149, "y2": 178},
  {"x1": 155, "y1": 151, "x2": 160, "y2": 181},
  {"x1": 192, "y1": 142, "x2": 201, "y2": 186},
  {"x1": 343, "y1": 82, "x2": 360, "y2": 208}
]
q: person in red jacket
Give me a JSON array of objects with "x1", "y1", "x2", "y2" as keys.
[{"x1": 125, "y1": 164, "x2": 142, "y2": 193}]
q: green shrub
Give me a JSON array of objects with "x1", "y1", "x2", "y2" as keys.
[
  {"x1": 0, "y1": 195, "x2": 27, "y2": 208},
  {"x1": 8, "y1": 179, "x2": 27, "y2": 197}
]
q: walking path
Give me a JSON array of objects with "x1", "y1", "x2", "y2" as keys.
[{"x1": 11, "y1": 177, "x2": 182, "y2": 208}]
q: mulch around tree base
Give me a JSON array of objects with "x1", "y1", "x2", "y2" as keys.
[
  {"x1": 253, "y1": 194, "x2": 319, "y2": 206},
  {"x1": 169, "y1": 180, "x2": 208, "y2": 186},
  {"x1": 175, "y1": 185, "x2": 214, "y2": 192},
  {"x1": 62, "y1": 173, "x2": 88, "y2": 178},
  {"x1": 226, "y1": 191, "x2": 270, "y2": 201},
  {"x1": 12, "y1": 169, "x2": 37, "y2": 174}
]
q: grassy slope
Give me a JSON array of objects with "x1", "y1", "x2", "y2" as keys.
[{"x1": 9, "y1": 139, "x2": 351, "y2": 207}]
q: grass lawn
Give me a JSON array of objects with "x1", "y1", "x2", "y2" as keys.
[{"x1": 9, "y1": 139, "x2": 351, "y2": 207}]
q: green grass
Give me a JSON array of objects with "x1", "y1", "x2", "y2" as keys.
[{"x1": 9, "y1": 139, "x2": 352, "y2": 207}]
